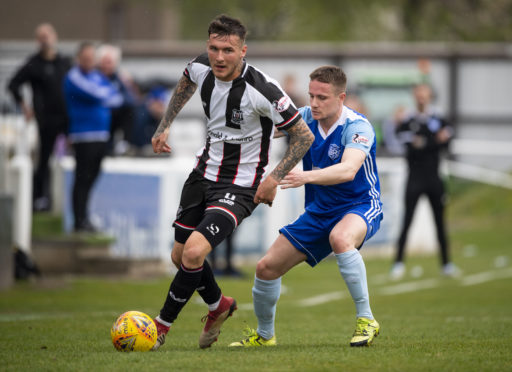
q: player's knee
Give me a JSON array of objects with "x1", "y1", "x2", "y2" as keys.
[
  {"x1": 171, "y1": 242, "x2": 184, "y2": 268},
  {"x1": 171, "y1": 250, "x2": 182, "y2": 268},
  {"x1": 256, "y1": 257, "x2": 279, "y2": 280},
  {"x1": 255, "y1": 259, "x2": 267, "y2": 277},
  {"x1": 330, "y1": 230, "x2": 356, "y2": 253},
  {"x1": 181, "y1": 245, "x2": 205, "y2": 268}
]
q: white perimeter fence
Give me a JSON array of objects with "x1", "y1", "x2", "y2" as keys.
[{"x1": 1, "y1": 115, "x2": 511, "y2": 262}]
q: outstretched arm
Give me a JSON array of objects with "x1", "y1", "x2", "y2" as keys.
[
  {"x1": 152, "y1": 75, "x2": 197, "y2": 154},
  {"x1": 254, "y1": 118, "x2": 314, "y2": 205},
  {"x1": 280, "y1": 147, "x2": 366, "y2": 189},
  {"x1": 8, "y1": 64, "x2": 34, "y2": 121}
]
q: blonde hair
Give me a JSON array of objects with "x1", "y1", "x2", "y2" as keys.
[{"x1": 96, "y1": 44, "x2": 122, "y2": 66}]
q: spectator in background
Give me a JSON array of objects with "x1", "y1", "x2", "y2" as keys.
[
  {"x1": 390, "y1": 83, "x2": 459, "y2": 280},
  {"x1": 282, "y1": 73, "x2": 306, "y2": 108},
  {"x1": 131, "y1": 85, "x2": 170, "y2": 155},
  {"x1": 64, "y1": 42, "x2": 122, "y2": 232},
  {"x1": 7, "y1": 23, "x2": 71, "y2": 211},
  {"x1": 97, "y1": 44, "x2": 136, "y2": 155},
  {"x1": 382, "y1": 105, "x2": 406, "y2": 156},
  {"x1": 417, "y1": 58, "x2": 432, "y2": 85},
  {"x1": 209, "y1": 232, "x2": 243, "y2": 277},
  {"x1": 344, "y1": 93, "x2": 368, "y2": 117}
]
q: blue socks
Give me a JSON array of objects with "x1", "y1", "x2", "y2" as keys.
[
  {"x1": 335, "y1": 249, "x2": 373, "y2": 319},
  {"x1": 253, "y1": 276, "x2": 281, "y2": 340}
]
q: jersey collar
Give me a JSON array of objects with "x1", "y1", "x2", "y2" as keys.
[
  {"x1": 240, "y1": 60, "x2": 248, "y2": 77},
  {"x1": 317, "y1": 106, "x2": 347, "y2": 140}
]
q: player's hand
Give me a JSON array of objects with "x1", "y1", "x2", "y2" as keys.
[
  {"x1": 151, "y1": 129, "x2": 171, "y2": 154},
  {"x1": 436, "y1": 127, "x2": 452, "y2": 144},
  {"x1": 411, "y1": 135, "x2": 426, "y2": 149},
  {"x1": 280, "y1": 170, "x2": 308, "y2": 189},
  {"x1": 254, "y1": 175, "x2": 279, "y2": 206},
  {"x1": 21, "y1": 102, "x2": 34, "y2": 122}
]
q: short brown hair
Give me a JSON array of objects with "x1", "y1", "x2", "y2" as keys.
[
  {"x1": 208, "y1": 14, "x2": 247, "y2": 43},
  {"x1": 76, "y1": 41, "x2": 95, "y2": 56},
  {"x1": 309, "y1": 66, "x2": 347, "y2": 93}
]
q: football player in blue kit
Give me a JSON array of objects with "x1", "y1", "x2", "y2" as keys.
[{"x1": 230, "y1": 65, "x2": 383, "y2": 348}]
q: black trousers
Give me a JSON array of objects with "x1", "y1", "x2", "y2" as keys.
[
  {"x1": 395, "y1": 171, "x2": 450, "y2": 265},
  {"x1": 108, "y1": 105, "x2": 134, "y2": 154},
  {"x1": 33, "y1": 119, "x2": 67, "y2": 204},
  {"x1": 209, "y1": 233, "x2": 235, "y2": 270},
  {"x1": 72, "y1": 141, "x2": 107, "y2": 229}
]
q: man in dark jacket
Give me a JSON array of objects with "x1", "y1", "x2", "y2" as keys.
[
  {"x1": 390, "y1": 83, "x2": 460, "y2": 279},
  {"x1": 8, "y1": 23, "x2": 71, "y2": 211}
]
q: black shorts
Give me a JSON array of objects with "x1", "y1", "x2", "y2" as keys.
[{"x1": 173, "y1": 170, "x2": 258, "y2": 244}]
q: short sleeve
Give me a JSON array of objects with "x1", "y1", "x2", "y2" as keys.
[
  {"x1": 298, "y1": 106, "x2": 314, "y2": 125},
  {"x1": 342, "y1": 120, "x2": 375, "y2": 155},
  {"x1": 183, "y1": 53, "x2": 210, "y2": 85},
  {"x1": 244, "y1": 66, "x2": 301, "y2": 131},
  {"x1": 270, "y1": 94, "x2": 301, "y2": 131}
]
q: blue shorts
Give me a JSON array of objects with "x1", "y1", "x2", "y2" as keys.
[{"x1": 279, "y1": 203, "x2": 382, "y2": 267}]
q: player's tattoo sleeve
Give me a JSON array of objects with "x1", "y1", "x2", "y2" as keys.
[
  {"x1": 152, "y1": 75, "x2": 197, "y2": 138},
  {"x1": 270, "y1": 119, "x2": 314, "y2": 181}
]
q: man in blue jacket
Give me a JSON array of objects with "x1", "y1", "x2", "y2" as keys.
[{"x1": 64, "y1": 42, "x2": 122, "y2": 232}]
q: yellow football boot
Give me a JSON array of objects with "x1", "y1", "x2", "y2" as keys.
[
  {"x1": 350, "y1": 317, "x2": 380, "y2": 347},
  {"x1": 229, "y1": 328, "x2": 276, "y2": 347}
]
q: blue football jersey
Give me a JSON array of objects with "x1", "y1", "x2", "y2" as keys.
[{"x1": 299, "y1": 106, "x2": 382, "y2": 219}]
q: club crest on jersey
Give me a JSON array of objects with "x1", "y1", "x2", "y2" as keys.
[
  {"x1": 328, "y1": 144, "x2": 341, "y2": 160},
  {"x1": 273, "y1": 96, "x2": 291, "y2": 113},
  {"x1": 231, "y1": 109, "x2": 244, "y2": 125},
  {"x1": 352, "y1": 133, "x2": 369, "y2": 145},
  {"x1": 176, "y1": 205, "x2": 183, "y2": 219}
]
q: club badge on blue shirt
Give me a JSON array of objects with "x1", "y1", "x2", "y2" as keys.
[{"x1": 328, "y1": 143, "x2": 341, "y2": 160}]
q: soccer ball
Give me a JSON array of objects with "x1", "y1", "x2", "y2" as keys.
[{"x1": 111, "y1": 311, "x2": 157, "y2": 352}]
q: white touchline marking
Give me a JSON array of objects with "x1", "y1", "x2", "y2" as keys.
[
  {"x1": 461, "y1": 267, "x2": 512, "y2": 286},
  {"x1": 298, "y1": 291, "x2": 347, "y2": 307},
  {"x1": 3, "y1": 268, "x2": 511, "y2": 319},
  {"x1": 370, "y1": 273, "x2": 389, "y2": 283},
  {"x1": 240, "y1": 267, "x2": 512, "y2": 309},
  {"x1": 293, "y1": 267, "x2": 512, "y2": 307},
  {"x1": 378, "y1": 278, "x2": 440, "y2": 296},
  {"x1": 0, "y1": 311, "x2": 119, "y2": 322},
  {"x1": 237, "y1": 303, "x2": 254, "y2": 311},
  {"x1": 0, "y1": 314, "x2": 67, "y2": 322}
]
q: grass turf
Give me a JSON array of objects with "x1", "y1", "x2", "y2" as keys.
[{"x1": 1, "y1": 179, "x2": 511, "y2": 371}]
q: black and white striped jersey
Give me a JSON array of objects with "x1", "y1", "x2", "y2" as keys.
[{"x1": 183, "y1": 53, "x2": 301, "y2": 188}]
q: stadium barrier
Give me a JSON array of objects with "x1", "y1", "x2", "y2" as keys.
[
  {"x1": 52, "y1": 154, "x2": 438, "y2": 261},
  {"x1": 3, "y1": 113, "x2": 511, "y2": 263}
]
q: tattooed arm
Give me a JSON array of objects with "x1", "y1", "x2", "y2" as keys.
[
  {"x1": 254, "y1": 118, "x2": 314, "y2": 205},
  {"x1": 151, "y1": 75, "x2": 197, "y2": 154}
]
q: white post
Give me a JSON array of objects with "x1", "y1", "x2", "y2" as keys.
[{"x1": 7, "y1": 115, "x2": 33, "y2": 252}]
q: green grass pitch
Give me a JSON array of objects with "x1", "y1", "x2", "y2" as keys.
[{"x1": 1, "y1": 180, "x2": 511, "y2": 371}]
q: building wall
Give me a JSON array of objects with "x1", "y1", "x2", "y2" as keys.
[{"x1": 0, "y1": 0, "x2": 179, "y2": 41}]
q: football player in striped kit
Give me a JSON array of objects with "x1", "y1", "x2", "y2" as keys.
[
  {"x1": 230, "y1": 66, "x2": 382, "y2": 348},
  {"x1": 150, "y1": 14, "x2": 314, "y2": 350}
]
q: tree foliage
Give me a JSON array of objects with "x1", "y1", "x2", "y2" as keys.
[{"x1": 177, "y1": 0, "x2": 512, "y2": 41}]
